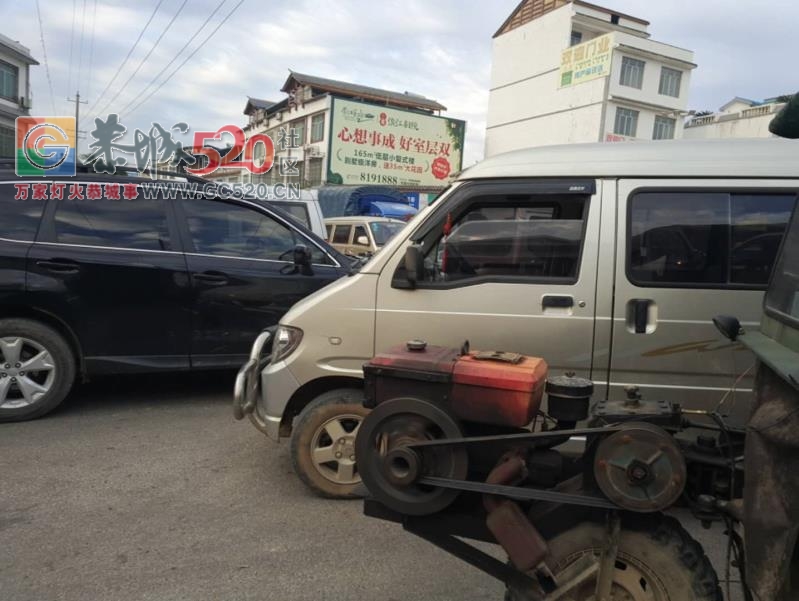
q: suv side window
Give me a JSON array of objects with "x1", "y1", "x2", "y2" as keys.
[
  {"x1": 629, "y1": 191, "x2": 795, "y2": 287},
  {"x1": 182, "y1": 199, "x2": 298, "y2": 261},
  {"x1": 54, "y1": 185, "x2": 171, "y2": 250},
  {"x1": 0, "y1": 184, "x2": 45, "y2": 241},
  {"x1": 421, "y1": 195, "x2": 587, "y2": 284}
]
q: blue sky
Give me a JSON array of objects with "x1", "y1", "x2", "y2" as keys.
[{"x1": 4, "y1": 0, "x2": 796, "y2": 164}]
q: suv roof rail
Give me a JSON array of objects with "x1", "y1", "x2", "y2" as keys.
[{"x1": 0, "y1": 158, "x2": 213, "y2": 186}]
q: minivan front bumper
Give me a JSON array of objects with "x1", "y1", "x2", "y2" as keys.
[
  {"x1": 233, "y1": 326, "x2": 302, "y2": 440},
  {"x1": 233, "y1": 328, "x2": 278, "y2": 435}
]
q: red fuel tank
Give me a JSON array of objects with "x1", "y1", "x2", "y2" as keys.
[
  {"x1": 451, "y1": 351, "x2": 548, "y2": 428},
  {"x1": 364, "y1": 342, "x2": 548, "y2": 429}
]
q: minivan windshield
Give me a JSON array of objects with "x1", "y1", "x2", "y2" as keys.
[
  {"x1": 370, "y1": 221, "x2": 405, "y2": 246},
  {"x1": 765, "y1": 209, "x2": 799, "y2": 325}
]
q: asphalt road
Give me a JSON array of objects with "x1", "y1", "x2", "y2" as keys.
[{"x1": 1, "y1": 373, "x2": 743, "y2": 601}]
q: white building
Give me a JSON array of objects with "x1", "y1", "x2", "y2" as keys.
[
  {"x1": 0, "y1": 33, "x2": 38, "y2": 158},
  {"x1": 683, "y1": 96, "x2": 791, "y2": 139},
  {"x1": 485, "y1": 0, "x2": 696, "y2": 156},
  {"x1": 214, "y1": 71, "x2": 449, "y2": 204}
]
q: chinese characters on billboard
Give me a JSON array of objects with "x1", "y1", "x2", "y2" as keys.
[
  {"x1": 328, "y1": 98, "x2": 465, "y2": 188},
  {"x1": 559, "y1": 33, "x2": 613, "y2": 88}
]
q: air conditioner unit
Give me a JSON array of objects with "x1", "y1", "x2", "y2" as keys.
[
  {"x1": 305, "y1": 146, "x2": 323, "y2": 158},
  {"x1": 20, "y1": 96, "x2": 32, "y2": 109}
]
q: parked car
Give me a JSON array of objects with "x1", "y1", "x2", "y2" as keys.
[
  {"x1": 252, "y1": 185, "x2": 327, "y2": 239},
  {"x1": 324, "y1": 216, "x2": 406, "y2": 257},
  {"x1": 234, "y1": 138, "x2": 799, "y2": 498},
  {"x1": 0, "y1": 166, "x2": 351, "y2": 422}
]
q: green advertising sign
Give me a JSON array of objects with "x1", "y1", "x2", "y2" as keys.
[{"x1": 327, "y1": 98, "x2": 465, "y2": 188}]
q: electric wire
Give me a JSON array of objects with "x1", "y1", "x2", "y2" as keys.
[
  {"x1": 118, "y1": 0, "x2": 228, "y2": 116},
  {"x1": 84, "y1": 0, "x2": 166, "y2": 120},
  {"x1": 91, "y1": 0, "x2": 190, "y2": 121},
  {"x1": 85, "y1": 0, "x2": 98, "y2": 102},
  {"x1": 76, "y1": 0, "x2": 87, "y2": 94},
  {"x1": 34, "y1": 0, "x2": 57, "y2": 114},
  {"x1": 66, "y1": 0, "x2": 77, "y2": 110},
  {"x1": 126, "y1": 0, "x2": 246, "y2": 118}
]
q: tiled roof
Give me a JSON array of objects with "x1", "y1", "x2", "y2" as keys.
[{"x1": 282, "y1": 71, "x2": 446, "y2": 112}]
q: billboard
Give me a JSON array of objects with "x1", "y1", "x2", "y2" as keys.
[
  {"x1": 327, "y1": 98, "x2": 465, "y2": 188},
  {"x1": 559, "y1": 33, "x2": 613, "y2": 88}
]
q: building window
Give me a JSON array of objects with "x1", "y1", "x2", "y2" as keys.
[
  {"x1": 652, "y1": 116, "x2": 676, "y2": 140},
  {"x1": 307, "y1": 157, "x2": 323, "y2": 186},
  {"x1": 570, "y1": 30, "x2": 583, "y2": 46},
  {"x1": 0, "y1": 61, "x2": 18, "y2": 101},
  {"x1": 310, "y1": 114, "x2": 325, "y2": 143},
  {"x1": 614, "y1": 107, "x2": 639, "y2": 137},
  {"x1": 0, "y1": 125, "x2": 14, "y2": 158},
  {"x1": 291, "y1": 119, "x2": 306, "y2": 147},
  {"x1": 619, "y1": 57, "x2": 645, "y2": 89},
  {"x1": 658, "y1": 67, "x2": 682, "y2": 98}
]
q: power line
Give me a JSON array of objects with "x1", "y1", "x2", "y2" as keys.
[
  {"x1": 85, "y1": 0, "x2": 166, "y2": 117},
  {"x1": 127, "y1": 0, "x2": 245, "y2": 118},
  {"x1": 66, "y1": 0, "x2": 76, "y2": 114},
  {"x1": 118, "y1": 0, "x2": 228, "y2": 116},
  {"x1": 34, "y1": 0, "x2": 56, "y2": 114},
  {"x1": 76, "y1": 0, "x2": 87, "y2": 94},
  {"x1": 85, "y1": 0, "x2": 98, "y2": 101},
  {"x1": 91, "y1": 0, "x2": 190, "y2": 121}
]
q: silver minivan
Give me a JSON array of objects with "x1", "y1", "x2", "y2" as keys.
[{"x1": 235, "y1": 138, "x2": 799, "y2": 498}]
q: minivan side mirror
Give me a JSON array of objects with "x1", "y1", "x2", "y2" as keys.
[
  {"x1": 294, "y1": 244, "x2": 313, "y2": 275},
  {"x1": 713, "y1": 314, "x2": 742, "y2": 341},
  {"x1": 404, "y1": 244, "x2": 424, "y2": 287},
  {"x1": 356, "y1": 235, "x2": 369, "y2": 246}
]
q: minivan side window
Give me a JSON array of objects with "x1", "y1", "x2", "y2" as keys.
[
  {"x1": 54, "y1": 187, "x2": 171, "y2": 251},
  {"x1": 332, "y1": 225, "x2": 350, "y2": 244},
  {"x1": 182, "y1": 199, "x2": 298, "y2": 261},
  {"x1": 765, "y1": 209, "x2": 799, "y2": 324},
  {"x1": 353, "y1": 225, "x2": 369, "y2": 247},
  {"x1": 629, "y1": 191, "x2": 796, "y2": 287},
  {"x1": 0, "y1": 185, "x2": 45, "y2": 241},
  {"x1": 421, "y1": 195, "x2": 588, "y2": 284}
]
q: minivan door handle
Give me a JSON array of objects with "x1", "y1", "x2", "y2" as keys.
[
  {"x1": 35, "y1": 259, "x2": 80, "y2": 274},
  {"x1": 542, "y1": 295, "x2": 574, "y2": 309},
  {"x1": 629, "y1": 299, "x2": 653, "y2": 334},
  {"x1": 192, "y1": 271, "x2": 229, "y2": 286}
]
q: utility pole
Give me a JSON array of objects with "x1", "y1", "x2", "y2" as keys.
[{"x1": 66, "y1": 91, "x2": 88, "y2": 139}]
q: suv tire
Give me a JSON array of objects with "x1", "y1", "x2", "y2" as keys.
[
  {"x1": 0, "y1": 319, "x2": 76, "y2": 422},
  {"x1": 290, "y1": 388, "x2": 369, "y2": 498}
]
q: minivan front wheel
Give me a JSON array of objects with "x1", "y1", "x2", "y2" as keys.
[
  {"x1": 290, "y1": 388, "x2": 369, "y2": 498},
  {"x1": 0, "y1": 319, "x2": 76, "y2": 422}
]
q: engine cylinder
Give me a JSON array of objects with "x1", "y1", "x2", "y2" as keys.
[{"x1": 545, "y1": 375, "x2": 593, "y2": 423}]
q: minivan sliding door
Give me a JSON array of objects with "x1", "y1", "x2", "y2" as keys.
[{"x1": 611, "y1": 180, "x2": 797, "y2": 423}]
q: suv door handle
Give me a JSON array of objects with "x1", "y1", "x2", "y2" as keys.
[
  {"x1": 36, "y1": 259, "x2": 80, "y2": 274},
  {"x1": 192, "y1": 271, "x2": 228, "y2": 285}
]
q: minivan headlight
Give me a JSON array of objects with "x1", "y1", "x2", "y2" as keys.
[{"x1": 272, "y1": 326, "x2": 303, "y2": 363}]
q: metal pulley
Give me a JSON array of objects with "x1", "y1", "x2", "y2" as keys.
[
  {"x1": 354, "y1": 397, "x2": 468, "y2": 516},
  {"x1": 593, "y1": 421, "x2": 686, "y2": 512}
]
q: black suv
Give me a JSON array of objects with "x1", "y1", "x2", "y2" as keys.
[{"x1": 0, "y1": 166, "x2": 351, "y2": 421}]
